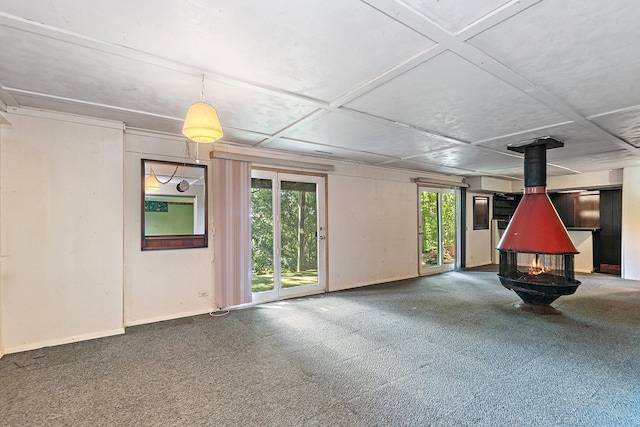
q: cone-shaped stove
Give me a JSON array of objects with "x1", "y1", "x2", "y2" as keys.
[{"x1": 496, "y1": 137, "x2": 580, "y2": 306}]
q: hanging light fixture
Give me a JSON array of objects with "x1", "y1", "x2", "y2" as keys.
[
  {"x1": 145, "y1": 166, "x2": 160, "y2": 191},
  {"x1": 182, "y1": 75, "x2": 223, "y2": 143}
]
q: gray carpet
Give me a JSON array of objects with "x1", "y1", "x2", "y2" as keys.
[{"x1": 1, "y1": 268, "x2": 639, "y2": 426}]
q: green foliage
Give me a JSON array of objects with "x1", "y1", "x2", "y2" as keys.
[
  {"x1": 280, "y1": 188, "x2": 317, "y2": 273},
  {"x1": 421, "y1": 192, "x2": 439, "y2": 253},
  {"x1": 251, "y1": 184, "x2": 274, "y2": 275},
  {"x1": 251, "y1": 179, "x2": 318, "y2": 278},
  {"x1": 441, "y1": 193, "x2": 456, "y2": 247},
  {"x1": 421, "y1": 191, "x2": 456, "y2": 265},
  {"x1": 252, "y1": 270, "x2": 318, "y2": 293}
]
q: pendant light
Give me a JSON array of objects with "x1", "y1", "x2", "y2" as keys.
[{"x1": 182, "y1": 75, "x2": 223, "y2": 143}]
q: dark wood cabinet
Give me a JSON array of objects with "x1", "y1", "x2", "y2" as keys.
[
  {"x1": 492, "y1": 194, "x2": 520, "y2": 222},
  {"x1": 599, "y1": 189, "x2": 622, "y2": 266}
]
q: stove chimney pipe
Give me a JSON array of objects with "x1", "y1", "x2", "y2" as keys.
[
  {"x1": 507, "y1": 136, "x2": 563, "y2": 189},
  {"x1": 523, "y1": 143, "x2": 546, "y2": 188}
]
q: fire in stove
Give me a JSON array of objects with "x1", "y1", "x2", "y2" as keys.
[
  {"x1": 527, "y1": 255, "x2": 551, "y2": 277},
  {"x1": 496, "y1": 137, "x2": 580, "y2": 307}
]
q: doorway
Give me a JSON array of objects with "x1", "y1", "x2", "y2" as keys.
[
  {"x1": 251, "y1": 170, "x2": 326, "y2": 303},
  {"x1": 419, "y1": 187, "x2": 458, "y2": 275}
]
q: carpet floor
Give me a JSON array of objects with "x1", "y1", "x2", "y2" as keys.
[{"x1": 1, "y1": 268, "x2": 639, "y2": 426}]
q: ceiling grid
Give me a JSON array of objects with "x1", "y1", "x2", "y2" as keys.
[{"x1": 0, "y1": 0, "x2": 639, "y2": 178}]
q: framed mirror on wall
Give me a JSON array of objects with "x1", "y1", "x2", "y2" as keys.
[{"x1": 141, "y1": 159, "x2": 208, "y2": 250}]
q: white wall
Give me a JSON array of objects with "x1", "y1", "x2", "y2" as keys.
[
  {"x1": 0, "y1": 127, "x2": 3, "y2": 355},
  {"x1": 547, "y1": 169, "x2": 623, "y2": 191},
  {"x1": 124, "y1": 131, "x2": 214, "y2": 326},
  {"x1": 622, "y1": 166, "x2": 640, "y2": 281},
  {"x1": 0, "y1": 108, "x2": 124, "y2": 354},
  {"x1": 1, "y1": 107, "x2": 636, "y2": 357},
  {"x1": 465, "y1": 191, "x2": 493, "y2": 268},
  {"x1": 327, "y1": 165, "x2": 420, "y2": 291}
]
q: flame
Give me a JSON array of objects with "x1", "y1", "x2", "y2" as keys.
[{"x1": 528, "y1": 257, "x2": 550, "y2": 276}]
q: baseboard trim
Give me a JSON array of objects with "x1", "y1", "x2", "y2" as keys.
[
  {"x1": 125, "y1": 307, "x2": 214, "y2": 327},
  {"x1": 3, "y1": 328, "x2": 125, "y2": 355},
  {"x1": 328, "y1": 273, "x2": 419, "y2": 293}
]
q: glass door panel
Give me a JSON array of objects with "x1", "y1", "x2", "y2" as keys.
[
  {"x1": 251, "y1": 171, "x2": 325, "y2": 303},
  {"x1": 280, "y1": 180, "x2": 319, "y2": 291},
  {"x1": 442, "y1": 192, "x2": 456, "y2": 265},
  {"x1": 419, "y1": 187, "x2": 458, "y2": 275},
  {"x1": 420, "y1": 191, "x2": 439, "y2": 268},
  {"x1": 251, "y1": 175, "x2": 276, "y2": 294}
]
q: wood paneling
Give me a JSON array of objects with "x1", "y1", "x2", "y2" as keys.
[
  {"x1": 549, "y1": 193, "x2": 575, "y2": 227},
  {"x1": 599, "y1": 189, "x2": 622, "y2": 266}
]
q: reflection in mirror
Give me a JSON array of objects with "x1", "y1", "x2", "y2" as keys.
[{"x1": 142, "y1": 159, "x2": 207, "y2": 250}]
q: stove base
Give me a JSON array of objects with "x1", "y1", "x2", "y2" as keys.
[{"x1": 498, "y1": 275, "x2": 580, "y2": 306}]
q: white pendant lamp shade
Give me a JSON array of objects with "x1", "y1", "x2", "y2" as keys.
[
  {"x1": 145, "y1": 173, "x2": 160, "y2": 191},
  {"x1": 182, "y1": 102, "x2": 224, "y2": 143}
]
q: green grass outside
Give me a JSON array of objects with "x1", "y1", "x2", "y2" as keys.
[{"x1": 252, "y1": 270, "x2": 318, "y2": 293}]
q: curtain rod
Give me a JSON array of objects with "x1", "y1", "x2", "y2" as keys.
[{"x1": 411, "y1": 177, "x2": 469, "y2": 188}]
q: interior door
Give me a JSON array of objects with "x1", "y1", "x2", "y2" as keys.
[
  {"x1": 251, "y1": 170, "x2": 326, "y2": 303},
  {"x1": 419, "y1": 187, "x2": 458, "y2": 275}
]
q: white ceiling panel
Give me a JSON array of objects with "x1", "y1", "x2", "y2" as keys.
[
  {"x1": 218, "y1": 129, "x2": 267, "y2": 147},
  {"x1": 407, "y1": 145, "x2": 523, "y2": 174},
  {"x1": 550, "y1": 151, "x2": 640, "y2": 174},
  {"x1": 402, "y1": 0, "x2": 512, "y2": 33},
  {"x1": 0, "y1": 27, "x2": 318, "y2": 135},
  {"x1": 475, "y1": 123, "x2": 625, "y2": 162},
  {"x1": 379, "y1": 159, "x2": 477, "y2": 176},
  {"x1": 205, "y1": 82, "x2": 319, "y2": 135},
  {"x1": 460, "y1": 164, "x2": 572, "y2": 180},
  {"x1": 590, "y1": 108, "x2": 640, "y2": 148},
  {"x1": 8, "y1": 93, "x2": 179, "y2": 134},
  {"x1": 265, "y1": 138, "x2": 397, "y2": 165},
  {"x1": 0, "y1": 0, "x2": 434, "y2": 102},
  {"x1": 283, "y1": 111, "x2": 457, "y2": 158},
  {"x1": 469, "y1": 0, "x2": 640, "y2": 116},
  {"x1": 345, "y1": 51, "x2": 567, "y2": 142},
  {"x1": 0, "y1": 28, "x2": 192, "y2": 118},
  {"x1": 1, "y1": 1, "x2": 639, "y2": 184}
]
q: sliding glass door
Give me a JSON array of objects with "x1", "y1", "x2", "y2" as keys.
[
  {"x1": 419, "y1": 187, "x2": 458, "y2": 275},
  {"x1": 251, "y1": 170, "x2": 326, "y2": 303}
]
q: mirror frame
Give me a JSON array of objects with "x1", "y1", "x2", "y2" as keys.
[{"x1": 141, "y1": 159, "x2": 208, "y2": 250}]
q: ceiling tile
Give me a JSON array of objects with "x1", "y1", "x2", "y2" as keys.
[
  {"x1": 379, "y1": 159, "x2": 476, "y2": 176},
  {"x1": 469, "y1": 0, "x2": 640, "y2": 116},
  {"x1": 550, "y1": 150, "x2": 640, "y2": 174},
  {"x1": 474, "y1": 123, "x2": 628, "y2": 161},
  {"x1": 264, "y1": 138, "x2": 397, "y2": 165},
  {"x1": 408, "y1": 145, "x2": 523, "y2": 174},
  {"x1": 345, "y1": 51, "x2": 566, "y2": 142},
  {"x1": 0, "y1": 27, "x2": 317, "y2": 135},
  {"x1": 590, "y1": 108, "x2": 640, "y2": 148},
  {"x1": 0, "y1": 0, "x2": 434, "y2": 101},
  {"x1": 2, "y1": 1, "x2": 638, "y2": 180},
  {"x1": 219, "y1": 129, "x2": 266, "y2": 147},
  {"x1": 402, "y1": 0, "x2": 512, "y2": 33},
  {"x1": 8, "y1": 92, "x2": 180, "y2": 134},
  {"x1": 283, "y1": 111, "x2": 457, "y2": 158},
  {"x1": 0, "y1": 28, "x2": 191, "y2": 118}
]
